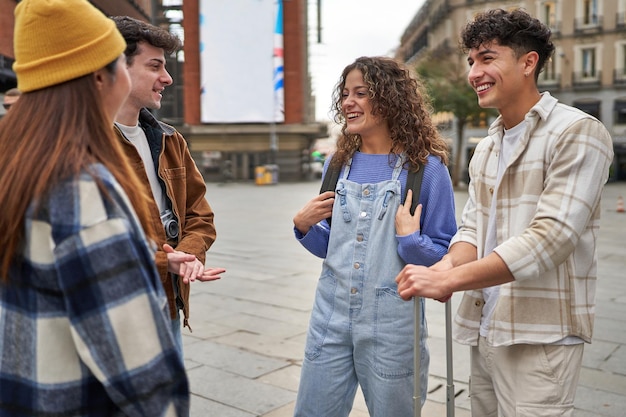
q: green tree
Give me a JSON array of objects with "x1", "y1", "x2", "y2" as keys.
[{"x1": 416, "y1": 52, "x2": 496, "y2": 186}]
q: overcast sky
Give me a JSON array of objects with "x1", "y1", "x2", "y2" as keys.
[{"x1": 308, "y1": 0, "x2": 426, "y2": 122}]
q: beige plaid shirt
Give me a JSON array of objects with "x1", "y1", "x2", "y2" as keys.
[{"x1": 453, "y1": 92, "x2": 614, "y2": 347}]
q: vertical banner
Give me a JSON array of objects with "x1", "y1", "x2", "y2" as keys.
[
  {"x1": 273, "y1": 0, "x2": 285, "y2": 122},
  {"x1": 199, "y1": 0, "x2": 283, "y2": 123}
]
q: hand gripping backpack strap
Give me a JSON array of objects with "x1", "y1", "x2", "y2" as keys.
[{"x1": 319, "y1": 161, "x2": 424, "y2": 226}]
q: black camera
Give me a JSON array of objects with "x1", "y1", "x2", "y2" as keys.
[{"x1": 160, "y1": 209, "x2": 179, "y2": 240}]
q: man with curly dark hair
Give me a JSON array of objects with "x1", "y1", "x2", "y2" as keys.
[
  {"x1": 396, "y1": 8, "x2": 614, "y2": 416},
  {"x1": 293, "y1": 56, "x2": 457, "y2": 416}
]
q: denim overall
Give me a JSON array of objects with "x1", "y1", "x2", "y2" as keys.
[{"x1": 295, "y1": 158, "x2": 429, "y2": 417}]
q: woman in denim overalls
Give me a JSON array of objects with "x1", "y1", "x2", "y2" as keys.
[{"x1": 293, "y1": 57, "x2": 457, "y2": 416}]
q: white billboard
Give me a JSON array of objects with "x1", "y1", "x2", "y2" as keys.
[{"x1": 199, "y1": 0, "x2": 284, "y2": 123}]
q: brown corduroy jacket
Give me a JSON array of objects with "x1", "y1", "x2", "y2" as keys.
[{"x1": 115, "y1": 109, "x2": 216, "y2": 330}]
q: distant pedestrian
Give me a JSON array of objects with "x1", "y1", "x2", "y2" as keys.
[
  {"x1": 293, "y1": 56, "x2": 457, "y2": 416},
  {"x1": 0, "y1": 0, "x2": 189, "y2": 415},
  {"x1": 396, "y1": 9, "x2": 614, "y2": 416}
]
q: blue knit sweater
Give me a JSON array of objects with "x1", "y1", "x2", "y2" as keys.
[{"x1": 295, "y1": 152, "x2": 457, "y2": 266}]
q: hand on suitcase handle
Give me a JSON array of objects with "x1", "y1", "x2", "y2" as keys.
[
  {"x1": 395, "y1": 256, "x2": 454, "y2": 301},
  {"x1": 430, "y1": 256, "x2": 453, "y2": 303}
]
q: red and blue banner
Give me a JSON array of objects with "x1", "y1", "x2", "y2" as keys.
[{"x1": 273, "y1": 0, "x2": 284, "y2": 121}]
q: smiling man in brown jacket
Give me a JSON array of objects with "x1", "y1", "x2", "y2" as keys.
[{"x1": 112, "y1": 16, "x2": 225, "y2": 354}]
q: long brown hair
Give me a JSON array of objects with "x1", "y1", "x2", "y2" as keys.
[
  {"x1": 330, "y1": 56, "x2": 449, "y2": 171},
  {"x1": 0, "y1": 68, "x2": 155, "y2": 279}
]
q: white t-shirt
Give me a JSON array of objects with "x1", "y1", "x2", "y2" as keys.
[
  {"x1": 115, "y1": 122, "x2": 167, "y2": 214},
  {"x1": 480, "y1": 120, "x2": 525, "y2": 337},
  {"x1": 480, "y1": 120, "x2": 582, "y2": 345}
]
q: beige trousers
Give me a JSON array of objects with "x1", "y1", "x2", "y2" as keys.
[{"x1": 469, "y1": 336, "x2": 584, "y2": 417}]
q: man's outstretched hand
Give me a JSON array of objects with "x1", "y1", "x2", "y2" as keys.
[{"x1": 163, "y1": 244, "x2": 226, "y2": 284}]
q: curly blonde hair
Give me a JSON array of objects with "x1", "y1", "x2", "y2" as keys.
[{"x1": 330, "y1": 56, "x2": 449, "y2": 171}]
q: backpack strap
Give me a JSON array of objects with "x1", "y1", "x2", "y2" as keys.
[
  {"x1": 405, "y1": 164, "x2": 424, "y2": 216},
  {"x1": 319, "y1": 161, "x2": 341, "y2": 226},
  {"x1": 319, "y1": 162, "x2": 340, "y2": 195}
]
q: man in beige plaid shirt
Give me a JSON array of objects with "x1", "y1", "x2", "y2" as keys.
[{"x1": 396, "y1": 8, "x2": 614, "y2": 417}]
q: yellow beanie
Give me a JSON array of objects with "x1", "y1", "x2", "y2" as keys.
[{"x1": 13, "y1": 0, "x2": 126, "y2": 92}]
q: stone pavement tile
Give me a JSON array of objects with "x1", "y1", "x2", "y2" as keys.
[
  {"x1": 593, "y1": 316, "x2": 626, "y2": 345},
  {"x1": 579, "y1": 367, "x2": 626, "y2": 397},
  {"x1": 426, "y1": 375, "x2": 471, "y2": 412},
  {"x1": 290, "y1": 332, "x2": 307, "y2": 347},
  {"x1": 259, "y1": 401, "x2": 368, "y2": 417},
  {"x1": 205, "y1": 259, "x2": 318, "y2": 283},
  {"x1": 213, "y1": 330, "x2": 305, "y2": 361},
  {"x1": 216, "y1": 313, "x2": 305, "y2": 339},
  {"x1": 188, "y1": 366, "x2": 296, "y2": 415},
  {"x1": 267, "y1": 275, "x2": 320, "y2": 304},
  {"x1": 601, "y1": 345, "x2": 626, "y2": 377},
  {"x1": 189, "y1": 291, "x2": 313, "y2": 329},
  {"x1": 197, "y1": 277, "x2": 316, "y2": 313},
  {"x1": 426, "y1": 336, "x2": 470, "y2": 390},
  {"x1": 574, "y1": 385, "x2": 626, "y2": 417},
  {"x1": 183, "y1": 319, "x2": 236, "y2": 341},
  {"x1": 184, "y1": 339, "x2": 289, "y2": 378},
  {"x1": 595, "y1": 299, "x2": 626, "y2": 321},
  {"x1": 258, "y1": 364, "x2": 300, "y2": 392},
  {"x1": 575, "y1": 411, "x2": 616, "y2": 417},
  {"x1": 191, "y1": 394, "x2": 255, "y2": 417},
  {"x1": 582, "y1": 339, "x2": 621, "y2": 369},
  {"x1": 596, "y1": 276, "x2": 626, "y2": 297},
  {"x1": 422, "y1": 400, "x2": 471, "y2": 417},
  {"x1": 261, "y1": 402, "x2": 294, "y2": 417}
]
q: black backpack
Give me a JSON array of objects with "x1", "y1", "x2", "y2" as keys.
[{"x1": 319, "y1": 161, "x2": 424, "y2": 226}]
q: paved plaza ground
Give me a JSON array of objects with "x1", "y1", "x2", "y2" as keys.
[{"x1": 181, "y1": 179, "x2": 626, "y2": 416}]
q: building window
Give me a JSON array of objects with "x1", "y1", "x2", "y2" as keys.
[
  {"x1": 618, "y1": 0, "x2": 626, "y2": 26},
  {"x1": 582, "y1": 48, "x2": 596, "y2": 78},
  {"x1": 541, "y1": 1, "x2": 558, "y2": 29},
  {"x1": 583, "y1": 0, "x2": 598, "y2": 25},
  {"x1": 615, "y1": 99, "x2": 626, "y2": 125},
  {"x1": 543, "y1": 56, "x2": 557, "y2": 81},
  {"x1": 616, "y1": 43, "x2": 626, "y2": 84}
]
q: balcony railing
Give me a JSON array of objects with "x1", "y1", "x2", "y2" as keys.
[
  {"x1": 537, "y1": 74, "x2": 561, "y2": 89},
  {"x1": 574, "y1": 15, "x2": 603, "y2": 34},
  {"x1": 614, "y1": 69, "x2": 626, "y2": 87},
  {"x1": 572, "y1": 70, "x2": 602, "y2": 89}
]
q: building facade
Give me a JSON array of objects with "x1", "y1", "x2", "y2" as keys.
[
  {"x1": 1, "y1": 0, "x2": 326, "y2": 181},
  {"x1": 179, "y1": 0, "x2": 326, "y2": 182},
  {"x1": 396, "y1": 0, "x2": 626, "y2": 181}
]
